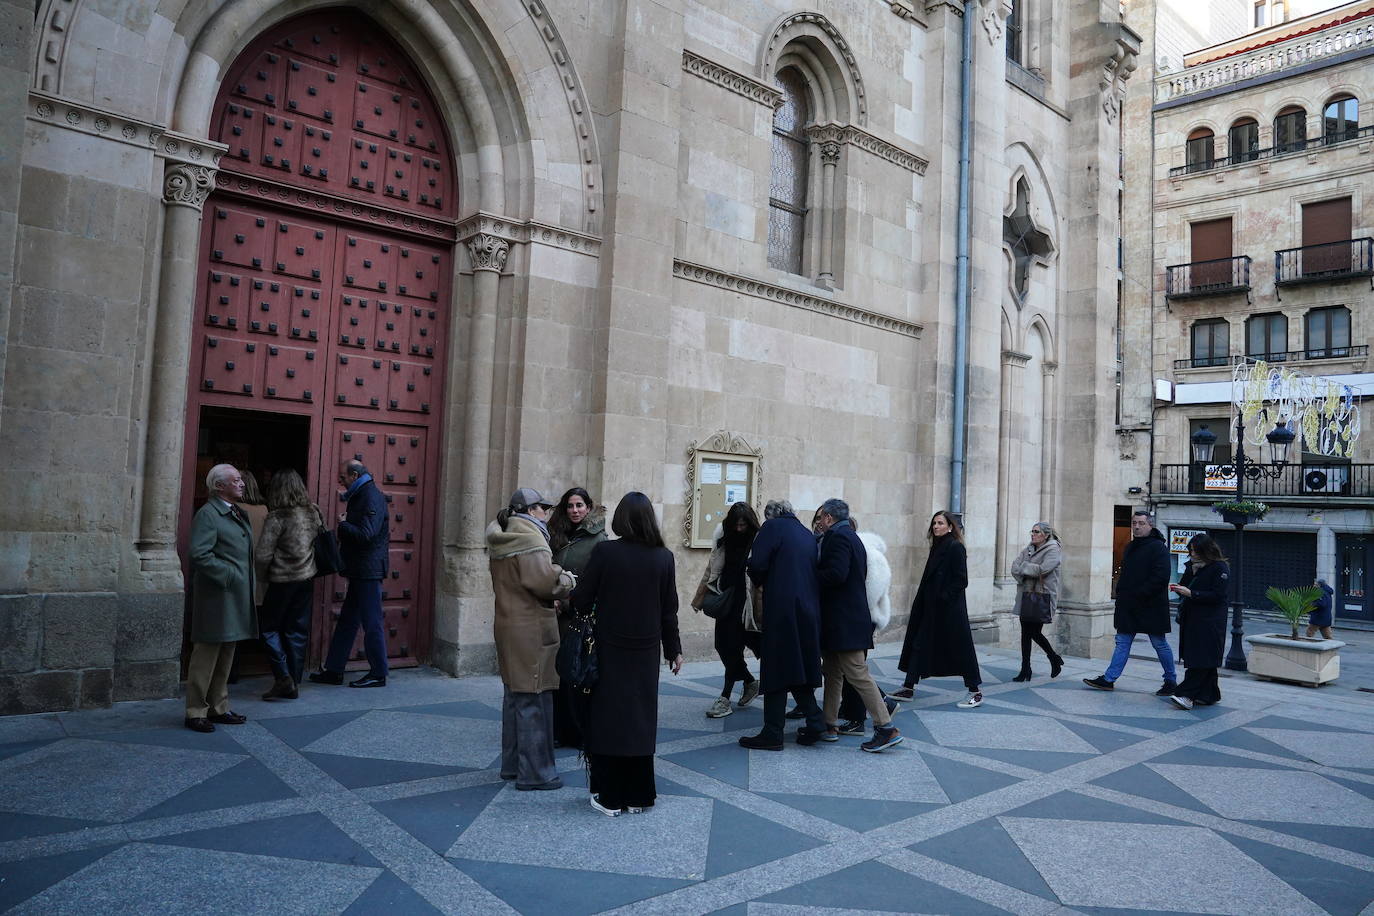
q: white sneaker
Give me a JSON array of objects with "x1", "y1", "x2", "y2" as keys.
[
  {"x1": 957, "y1": 691, "x2": 983, "y2": 709},
  {"x1": 590, "y1": 795, "x2": 622, "y2": 817},
  {"x1": 1170, "y1": 694, "x2": 1194, "y2": 710},
  {"x1": 706, "y1": 697, "x2": 734, "y2": 718}
]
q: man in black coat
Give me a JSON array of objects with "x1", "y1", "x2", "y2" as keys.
[
  {"x1": 1084, "y1": 509, "x2": 1178, "y2": 694},
  {"x1": 815, "y1": 499, "x2": 902, "y2": 752},
  {"x1": 740, "y1": 500, "x2": 826, "y2": 750},
  {"x1": 311, "y1": 459, "x2": 391, "y2": 688}
]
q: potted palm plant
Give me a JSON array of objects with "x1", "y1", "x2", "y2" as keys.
[{"x1": 1244, "y1": 585, "x2": 1345, "y2": 686}]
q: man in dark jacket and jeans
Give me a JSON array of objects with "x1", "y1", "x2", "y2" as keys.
[
  {"x1": 1085, "y1": 509, "x2": 1178, "y2": 694},
  {"x1": 311, "y1": 459, "x2": 391, "y2": 688},
  {"x1": 815, "y1": 499, "x2": 901, "y2": 752}
]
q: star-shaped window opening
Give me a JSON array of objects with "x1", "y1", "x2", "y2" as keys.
[{"x1": 1003, "y1": 178, "x2": 1053, "y2": 302}]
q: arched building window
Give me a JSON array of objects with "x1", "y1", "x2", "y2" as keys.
[
  {"x1": 1228, "y1": 118, "x2": 1259, "y2": 163},
  {"x1": 767, "y1": 69, "x2": 810, "y2": 275},
  {"x1": 1186, "y1": 128, "x2": 1215, "y2": 172},
  {"x1": 1274, "y1": 106, "x2": 1306, "y2": 154},
  {"x1": 1324, "y1": 95, "x2": 1359, "y2": 144}
]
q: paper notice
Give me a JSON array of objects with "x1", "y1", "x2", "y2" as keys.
[
  {"x1": 725, "y1": 484, "x2": 748, "y2": 505},
  {"x1": 701, "y1": 462, "x2": 723, "y2": 484},
  {"x1": 726, "y1": 462, "x2": 749, "y2": 482}
]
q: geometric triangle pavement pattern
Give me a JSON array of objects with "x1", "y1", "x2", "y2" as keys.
[
  {"x1": 301, "y1": 710, "x2": 503, "y2": 768},
  {"x1": 1148, "y1": 764, "x2": 1374, "y2": 826},
  {"x1": 909, "y1": 816, "x2": 1058, "y2": 901},
  {"x1": 747, "y1": 741, "x2": 948, "y2": 803},
  {"x1": 451, "y1": 857, "x2": 695, "y2": 916},
  {"x1": 1244, "y1": 727, "x2": 1374, "y2": 769},
  {"x1": 756, "y1": 859, "x2": 1009, "y2": 915},
  {"x1": 1031, "y1": 686, "x2": 1193, "y2": 719},
  {"x1": 915, "y1": 709, "x2": 1098, "y2": 753},
  {"x1": 154, "y1": 812, "x2": 385, "y2": 868},
  {"x1": 4, "y1": 842, "x2": 381, "y2": 916},
  {"x1": 371, "y1": 782, "x2": 507, "y2": 855},
  {"x1": 704, "y1": 797, "x2": 824, "y2": 878},
  {"x1": 0, "y1": 738, "x2": 243, "y2": 822},
  {"x1": 447, "y1": 783, "x2": 713, "y2": 879},
  {"x1": 998, "y1": 818, "x2": 1327, "y2": 915}
]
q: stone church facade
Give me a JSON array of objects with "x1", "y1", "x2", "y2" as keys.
[{"x1": 0, "y1": 0, "x2": 1138, "y2": 714}]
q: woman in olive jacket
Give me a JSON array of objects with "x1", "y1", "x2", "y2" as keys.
[
  {"x1": 1166, "y1": 532, "x2": 1231, "y2": 710},
  {"x1": 549, "y1": 487, "x2": 607, "y2": 747}
]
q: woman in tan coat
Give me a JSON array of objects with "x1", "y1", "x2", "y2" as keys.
[
  {"x1": 1009, "y1": 521, "x2": 1065, "y2": 681},
  {"x1": 487, "y1": 487, "x2": 575, "y2": 791}
]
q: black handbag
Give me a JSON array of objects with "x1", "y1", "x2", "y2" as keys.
[
  {"x1": 556, "y1": 610, "x2": 598, "y2": 693},
  {"x1": 312, "y1": 525, "x2": 344, "y2": 578},
  {"x1": 1020, "y1": 588, "x2": 1053, "y2": 624},
  {"x1": 700, "y1": 583, "x2": 735, "y2": 620}
]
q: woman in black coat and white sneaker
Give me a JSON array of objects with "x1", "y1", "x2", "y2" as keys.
[
  {"x1": 894, "y1": 511, "x2": 984, "y2": 708},
  {"x1": 1167, "y1": 533, "x2": 1230, "y2": 710},
  {"x1": 570, "y1": 492, "x2": 683, "y2": 816}
]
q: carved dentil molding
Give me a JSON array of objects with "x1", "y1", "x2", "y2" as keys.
[
  {"x1": 466, "y1": 234, "x2": 510, "y2": 273},
  {"x1": 29, "y1": 91, "x2": 228, "y2": 168},
  {"x1": 682, "y1": 50, "x2": 783, "y2": 109},
  {"x1": 672, "y1": 259, "x2": 923, "y2": 340},
  {"x1": 163, "y1": 164, "x2": 216, "y2": 210},
  {"x1": 805, "y1": 122, "x2": 929, "y2": 175}
]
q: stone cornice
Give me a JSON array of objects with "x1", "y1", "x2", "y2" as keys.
[
  {"x1": 805, "y1": 122, "x2": 929, "y2": 175},
  {"x1": 455, "y1": 211, "x2": 602, "y2": 258},
  {"x1": 672, "y1": 259, "x2": 922, "y2": 339},
  {"x1": 682, "y1": 50, "x2": 783, "y2": 108},
  {"x1": 1002, "y1": 349, "x2": 1032, "y2": 366},
  {"x1": 214, "y1": 169, "x2": 458, "y2": 241},
  {"x1": 28, "y1": 91, "x2": 228, "y2": 168},
  {"x1": 886, "y1": 0, "x2": 928, "y2": 27}
]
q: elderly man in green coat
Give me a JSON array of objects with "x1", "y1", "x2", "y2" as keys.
[{"x1": 185, "y1": 463, "x2": 257, "y2": 733}]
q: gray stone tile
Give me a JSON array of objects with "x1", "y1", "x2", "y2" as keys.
[
  {"x1": 917, "y1": 709, "x2": 1097, "y2": 753},
  {"x1": 6, "y1": 842, "x2": 379, "y2": 915},
  {"x1": 748, "y1": 905, "x2": 940, "y2": 916},
  {"x1": 447, "y1": 785, "x2": 713, "y2": 879},
  {"x1": 0, "y1": 738, "x2": 242, "y2": 821},
  {"x1": 655, "y1": 694, "x2": 732, "y2": 733},
  {"x1": 747, "y1": 741, "x2": 948, "y2": 804},
  {"x1": 1245, "y1": 727, "x2": 1374, "y2": 769},
  {"x1": 452, "y1": 857, "x2": 695, "y2": 916},
  {"x1": 999, "y1": 817, "x2": 1326, "y2": 915},
  {"x1": 1032, "y1": 686, "x2": 1187, "y2": 719},
  {"x1": 302, "y1": 710, "x2": 503, "y2": 768},
  {"x1": 757, "y1": 859, "x2": 1008, "y2": 915},
  {"x1": 1149, "y1": 763, "x2": 1374, "y2": 826},
  {"x1": 0, "y1": 715, "x2": 64, "y2": 747}
]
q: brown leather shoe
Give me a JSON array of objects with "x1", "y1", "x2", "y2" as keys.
[
  {"x1": 262, "y1": 677, "x2": 298, "y2": 700},
  {"x1": 208, "y1": 711, "x2": 247, "y2": 725},
  {"x1": 185, "y1": 717, "x2": 215, "y2": 733}
]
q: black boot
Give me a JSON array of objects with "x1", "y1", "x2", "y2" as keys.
[
  {"x1": 1012, "y1": 666, "x2": 1033, "y2": 682},
  {"x1": 1049, "y1": 652, "x2": 1064, "y2": 679}
]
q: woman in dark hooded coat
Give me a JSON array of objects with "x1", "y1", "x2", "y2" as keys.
[
  {"x1": 549, "y1": 487, "x2": 607, "y2": 747},
  {"x1": 894, "y1": 511, "x2": 984, "y2": 708},
  {"x1": 1166, "y1": 532, "x2": 1230, "y2": 710}
]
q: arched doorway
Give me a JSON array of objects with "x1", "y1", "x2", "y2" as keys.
[{"x1": 181, "y1": 8, "x2": 457, "y2": 672}]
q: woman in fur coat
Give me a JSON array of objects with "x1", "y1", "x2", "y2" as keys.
[{"x1": 1009, "y1": 522, "x2": 1065, "y2": 681}]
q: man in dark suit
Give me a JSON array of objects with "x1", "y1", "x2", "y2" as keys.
[
  {"x1": 815, "y1": 498, "x2": 901, "y2": 752},
  {"x1": 740, "y1": 499, "x2": 826, "y2": 750},
  {"x1": 185, "y1": 463, "x2": 256, "y2": 732},
  {"x1": 311, "y1": 459, "x2": 390, "y2": 688}
]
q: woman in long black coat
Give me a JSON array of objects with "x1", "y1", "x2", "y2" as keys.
[
  {"x1": 1166, "y1": 532, "x2": 1230, "y2": 710},
  {"x1": 570, "y1": 492, "x2": 683, "y2": 816},
  {"x1": 895, "y1": 511, "x2": 984, "y2": 708}
]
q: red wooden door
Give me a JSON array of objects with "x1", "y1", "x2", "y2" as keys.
[{"x1": 183, "y1": 10, "x2": 457, "y2": 670}]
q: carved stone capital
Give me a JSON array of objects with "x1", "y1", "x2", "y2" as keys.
[
  {"x1": 466, "y1": 233, "x2": 510, "y2": 273},
  {"x1": 820, "y1": 141, "x2": 842, "y2": 165},
  {"x1": 162, "y1": 163, "x2": 215, "y2": 210}
]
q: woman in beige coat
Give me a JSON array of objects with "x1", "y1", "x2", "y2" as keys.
[
  {"x1": 486, "y1": 487, "x2": 575, "y2": 791},
  {"x1": 1009, "y1": 521, "x2": 1064, "y2": 681}
]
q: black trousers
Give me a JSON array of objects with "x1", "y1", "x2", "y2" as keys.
[
  {"x1": 761, "y1": 688, "x2": 823, "y2": 742},
  {"x1": 588, "y1": 753, "x2": 656, "y2": 809},
  {"x1": 1173, "y1": 667, "x2": 1221, "y2": 704},
  {"x1": 1019, "y1": 620, "x2": 1057, "y2": 669},
  {"x1": 260, "y1": 579, "x2": 314, "y2": 683}
]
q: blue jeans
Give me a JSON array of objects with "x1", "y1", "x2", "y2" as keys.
[
  {"x1": 323, "y1": 578, "x2": 388, "y2": 678},
  {"x1": 1103, "y1": 632, "x2": 1176, "y2": 684}
]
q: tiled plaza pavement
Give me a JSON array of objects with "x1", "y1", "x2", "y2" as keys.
[{"x1": 2, "y1": 642, "x2": 1373, "y2": 915}]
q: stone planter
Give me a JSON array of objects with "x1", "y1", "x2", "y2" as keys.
[{"x1": 1244, "y1": 633, "x2": 1345, "y2": 686}]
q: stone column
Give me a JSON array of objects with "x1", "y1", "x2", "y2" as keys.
[
  {"x1": 460, "y1": 232, "x2": 508, "y2": 537},
  {"x1": 995, "y1": 349, "x2": 1030, "y2": 585},
  {"x1": 135, "y1": 162, "x2": 216, "y2": 588},
  {"x1": 1316, "y1": 525, "x2": 1336, "y2": 585},
  {"x1": 818, "y1": 141, "x2": 841, "y2": 287},
  {"x1": 1040, "y1": 360, "x2": 1057, "y2": 520}
]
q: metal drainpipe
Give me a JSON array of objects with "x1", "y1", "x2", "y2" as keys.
[{"x1": 950, "y1": 1, "x2": 974, "y2": 516}]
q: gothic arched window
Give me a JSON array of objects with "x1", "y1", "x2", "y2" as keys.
[
  {"x1": 1003, "y1": 179, "x2": 1052, "y2": 302},
  {"x1": 768, "y1": 69, "x2": 810, "y2": 275}
]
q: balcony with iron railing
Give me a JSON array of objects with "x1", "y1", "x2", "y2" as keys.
[
  {"x1": 1275, "y1": 238, "x2": 1374, "y2": 286},
  {"x1": 1172, "y1": 346, "x2": 1368, "y2": 370},
  {"x1": 1158, "y1": 462, "x2": 1374, "y2": 499},
  {"x1": 1168, "y1": 125, "x2": 1374, "y2": 178},
  {"x1": 1156, "y1": 17, "x2": 1374, "y2": 103},
  {"x1": 1165, "y1": 255, "x2": 1252, "y2": 299}
]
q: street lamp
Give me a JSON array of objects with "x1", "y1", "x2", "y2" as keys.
[{"x1": 1190, "y1": 416, "x2": 1294, "y2": 670}]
